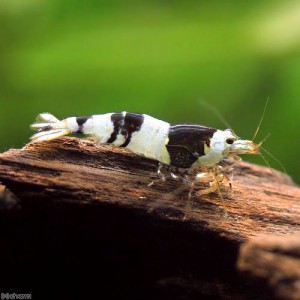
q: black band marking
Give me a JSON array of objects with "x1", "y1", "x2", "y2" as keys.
[
  {"x1": 166, "y1": 125, "x2": 217, "y2": 168},
  {"x1": 107, "y1": 113, "x2": 124, "y2": 143},
  {"x1": 120, "y1": 113, "x2": 144, "y2": 147},
  {"x1": 76, "y1": 116, "x2": 91, "y2": 134},
  {"x1": 107, "y1": 112, "x2": 144, "y2": 146}
]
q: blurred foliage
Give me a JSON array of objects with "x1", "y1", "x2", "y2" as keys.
[{"x1": 0, "y1": 0, "x2": 299, "y2": 183}]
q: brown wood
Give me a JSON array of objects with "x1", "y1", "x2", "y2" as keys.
[
  {"x1": 0, "y1": 137, "x2": 299, "y2": 299},
  {"x1": 238, "y1": 234, "x2": 300, "y2": 300},
  {"x1": 0, "y1": 137, "x2": 299, "y2": 240}
]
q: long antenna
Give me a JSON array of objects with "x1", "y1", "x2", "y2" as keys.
[
  {"x1": 257, "y1": 149, "x2": 279, "y2": 180},
  {"x1": 198, "y1": 100, "x2": 235, "y2": 134},
  {"x1": 257, "y1": 133, "x2": 271, "y2": 147},
  {"x1": 258, "y1": 150, "x2": 272, "y2": 171},
  {"x1": 260, "y1": 146, "x2": 287, "y2": 174},
  {"x1": 252, "y1": 97, "x2": 269, "y2": 141}
]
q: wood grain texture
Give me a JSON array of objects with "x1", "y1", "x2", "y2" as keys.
[
  {"x1": 0, "y1": 137, "x2": 299, "y2": 299},
  {"x1": 238, "y1": 234, "x2": 300, "y2": 300},
  {"x1": 0, "y1": 137, "x2": 299, "y2": 240}
]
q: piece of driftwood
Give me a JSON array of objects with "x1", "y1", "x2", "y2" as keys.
[
  {"x1": 0, "y1": 137, "x2": 299, "y2": 300},
  {"x1": 238, "y1": 234, "x2": 300, "y2": 300}
]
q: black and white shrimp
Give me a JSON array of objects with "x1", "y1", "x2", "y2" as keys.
[{"x1": 30, "y1": 112, "x2": 260, "y2": 197}]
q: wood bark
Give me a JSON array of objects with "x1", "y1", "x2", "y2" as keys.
[
  {"x1": 0, "y1": 137, "x2": 299, "y2": 299},
  {"x1": 238, "y1": 234, "x2": 300, "y2": 300}
]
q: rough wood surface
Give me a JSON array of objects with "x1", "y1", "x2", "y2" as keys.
[
  {"x1": 238, "y1": 234, "x2": 300, "y2": 300},
  {"x1": 0, "y1": 137, "x2": 299, "y2": 299},
  {"x1": 0, "y1": 137, "x2": 299, "y2": 240}
]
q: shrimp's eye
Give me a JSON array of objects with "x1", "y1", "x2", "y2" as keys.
[{"x1": 226, "y1": 138, "x2": 235, "y2": 145}]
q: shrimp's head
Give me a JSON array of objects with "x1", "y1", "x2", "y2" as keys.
[
  {"x1": 220, "y1": 129, "x2": 260, "y2": 156},
  {"x1": 228, "y1": 139, "x2": 259, "y2": 155}
]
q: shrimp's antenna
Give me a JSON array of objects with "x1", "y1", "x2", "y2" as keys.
[
  {"x1": 257, "y1": 149, "x2": 280, "y2": 180},
  {"x1": 252, "y1": 97, "x2": 269, "y2": 142},
  {"x1": 257, "y1": 133, "x2": 271, "y2": 148},
  {"x1": 255, "y1": 130, "x2": 286, "y2": 175},
  {"x1": 198, "y1": 100, "x2": 236, "y2": 134},
  {"x1": 260, "y1": 146, "x2": 287, "y2": 174},
  {"x1": 258, "y1": 150, "x2": 272, "y2": 171}
]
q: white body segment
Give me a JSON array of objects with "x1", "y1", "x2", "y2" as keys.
[
  {"x1": 87, "y1": 114, "x2": 117, "y2": 143},
  {"x1": 125, "y1": 114, "x2": 170, "y2": 164},
  {"x1": 65, "y1": 114, "x2": 116, "y2": 143}
]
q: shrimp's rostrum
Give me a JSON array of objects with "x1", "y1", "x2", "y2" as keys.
[{"x1": 30, "y1": 112, "x2": 260, "y2": 197}]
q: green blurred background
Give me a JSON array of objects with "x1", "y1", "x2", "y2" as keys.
[{"x1": 0, "y1": 0, "x2": 299, "y2": 183}]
